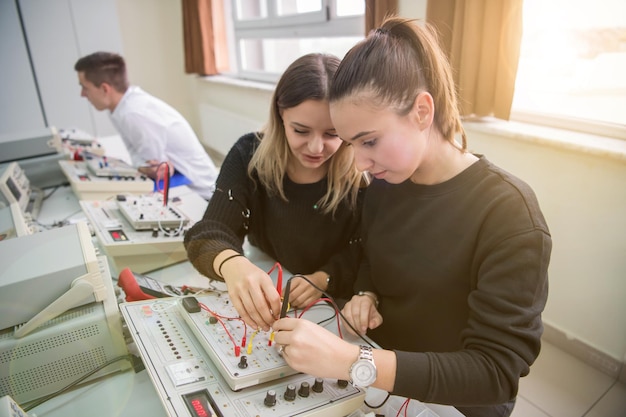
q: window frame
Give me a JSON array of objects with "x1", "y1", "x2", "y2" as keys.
[
  {"x1": 225, "y1": 0, "x2": 364, "y2": 83},
  {"x1": 509, "y1": 0, "x2": 626, "y2": 141},
  {"x1": 510, "y1": 110, "x2": 626, "y2": 141}
]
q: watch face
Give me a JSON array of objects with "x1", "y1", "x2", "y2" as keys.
[{"x1": 352, "y1": 359, "x2": 377, "y2": 386}]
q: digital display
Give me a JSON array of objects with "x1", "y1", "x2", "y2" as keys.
[
  {"x1": 6, "y1": 177, "x2": 21, "y2": 201},
  {"x1": 109, "y1": 229, "x2": 128, "y2": 242},
  {"x1": 183, "y1": 390, "x2": 220, "y2": 417}
]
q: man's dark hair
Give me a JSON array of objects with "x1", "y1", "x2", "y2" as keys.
[{"x1": 74, "y1": 51, "x2": 129, "y2": 93}]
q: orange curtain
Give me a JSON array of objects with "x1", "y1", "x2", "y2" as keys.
[
  {"x1": 427, "y1": 0, "x2": 523, "y2": 120},
  {"x1": 182, "y1": 0, "x2": 228, "y2": 75},
  {"x1": 365, "y1": 0, "x2": 398, "y2": 34}
]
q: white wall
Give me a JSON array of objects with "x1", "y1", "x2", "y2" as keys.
[
  {"x1": 2, "y1": 0, "x2": 124, "y2": 137},
  {"x1": 116, "y1": 0, "x2": 626, "y2": 367},
  {"x1": 466, "y1": 122, "x2": 626, "y2": 363},
  {"x1": 115, "y1": 0, "x2": 200, "y2": 137}
]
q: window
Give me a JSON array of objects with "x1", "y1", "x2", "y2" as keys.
[
  {"x1": 512, "y1": 0, "x2": 626, "y2": 139},
  {"x1": 225, "y1": 0, "x2": 364, "y2": 83}
]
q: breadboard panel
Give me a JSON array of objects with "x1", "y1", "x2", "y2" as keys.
[
  {"x1": 79, "y1": 188, "x2": 206, "y2": 273},
  {"x1": 58, "y1": 160, "x2": 152, "y2": 200},
  {"x1": 79, "y1": 200, "x2": 188, "y2": 273},
  {"x1": 178, "y1": 292, "x2": 363, "y2": 391},
  {"x1": 119, "y1": 298, "x2": 365, "y2": 417},
  {"x1": 85, "y1": 156, "x2": 139, "y2": 177},
  {"x1": 180, "y1": 293, "x2": 295, "y2": 391},
  {"x1": 117, "y1": 194, "x2": 189, "y2": 230}
]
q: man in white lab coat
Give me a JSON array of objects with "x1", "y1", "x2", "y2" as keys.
[{"x1": 74, "y1": 51, "x2": 218, "y2": 200}]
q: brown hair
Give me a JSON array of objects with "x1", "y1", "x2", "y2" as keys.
[
  {"x1": 330, "y1": 17, "x2": 466, "y2": 148},
  {"x1": 74, "y1": 51, "x2": 129, "y2": 93},
  {"x1": 248, "y1": 53, "x2": 365, "y2": 215}
]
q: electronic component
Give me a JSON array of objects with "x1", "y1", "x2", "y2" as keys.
[
  {"x1": 177, "y1": 291, "x2": 366, "y2": 392},
  {"x1": 0, "y1": 127, "x2": 67, "y2": 189},
  {"x1": 0, "y1": 223, "x2": 129, "y2": 404},
  {"x1": 0, "y1": 126, "x2": 62, "y2": 164},
  {"x1": 58, "y1": 127, "x2": 106, "y2": 157},
  {"x1": 79, "y1": 186, "x2": 208, "y2": 273},
  {"x1": 179, "y1": 292, "x2": 295, "y2": 390},
  {"x1": 120, "y1": 297, "x2": 366, "y2": 417},
  {"x1": 85, "y1": 155, "x2": 140, "y2": 178},
  {"x1": 118, "y1": 267, "x2": 182, "y2": 301},
  {"x1": 116, "y1": 194, "x2": 189, "y2": 230},
  {"x1": 0, "y1": 162, "x2": 43, "y2": 219},
  {"x1": 0, "y1": 222, "x2": 102, "y2": 331},
  {"x1": 58, "y1": 160, "x2": 152, "y2": 200}
]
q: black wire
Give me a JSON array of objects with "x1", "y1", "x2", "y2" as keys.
[
  {"x1": 364, "y1": 391, "x2": 392, "y2": 409},
  {"x1": 288, "y1": 301, "x2": 337, "y2": 326},
  {"x1": 285, "y1": 274, "x2": 375, "y2": 348},
  {"x1": 42, "y1": 185, "x2": 60, "y2": 201},
  {"x1": 284, "y1": 275, "x2": 392, "y2": 400},
  {"x1": 22, "y1": 355, "x2": 133, "y2": 412}
]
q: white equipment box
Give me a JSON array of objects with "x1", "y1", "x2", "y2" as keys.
[
  {"x1": 58, "y1": 159, "x2": 152, "y2": 200},
  {"x1": 0, "y1": 223, "x2": 130, "y2": 406},
  {"x1": 79, "y1": 186, "x2": 207, "y2": 273},
  {"x1": 120, "y1": 294, "x2": 366, "y2": 417}
]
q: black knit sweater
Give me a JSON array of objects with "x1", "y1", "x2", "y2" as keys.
[
  {"x1": 184, "y1": 133, "x2": 364, "y2": 298},
  {"x1": 356, "y1": 156, "x2": 551, "y2": 417}
]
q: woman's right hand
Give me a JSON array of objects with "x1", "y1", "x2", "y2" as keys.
[
  {"x1": 341, "y1": 293, "x2": 383, "y2": 335},
  {"x1": 219, "y1": 256, "x2": 282, "y2": 331}
]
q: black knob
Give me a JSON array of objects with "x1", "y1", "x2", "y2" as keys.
[
  {"x1": 208, "y1": 316, "x2": 218, "y2": 324},
  {"x1": 264, "y1": 390, "x2": 276, "y2": 407},
  {"x1": 238, "y1": 356, "x2": 248, "y2": 369},
  {"x1": 152, "y1": 228, "x2": 159, "y2": 237},
  {"x1": 312, "y1": 377, "x2": 324, "y2": 393},
  {"x1": 337, "y1": 379, "x2": 349, "y2": 388},
  {"x1": 298, "y1": 381, "x2": 310, "y2": 398},
  {"x1": 284, "y1": 384, "x2": 296, "y2": 401}
]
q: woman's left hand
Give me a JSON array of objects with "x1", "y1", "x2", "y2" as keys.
[
  {"x1": 272, "y1": 317, "x2": 358, "y2": 380},
  {"x1": 287, "y1": 272, "x2": 327, "y2": 308}
]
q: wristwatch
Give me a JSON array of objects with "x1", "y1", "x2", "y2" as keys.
[{"x1": 349, "y1": 345, "x2": 377, "y2": 387}]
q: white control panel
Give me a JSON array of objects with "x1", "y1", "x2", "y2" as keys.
[
  {"x1": 79, "y1": 186, "x2": 207, "y2": 273},
  {"x1": 85, "y1": 155, "x2": 140, "y2": 177},
  {"x1": 179, "y1": 293, "x2": 301, "y2": 391},
  {"x1": 59, "y1": 160, "x2": 152, "y2": 200},
  {"x1": 119, "y1": 297, "x2": 366, "y2": 417},
  {"x1": 117, "y1": 194, "x2": 189, "y2": 230}
]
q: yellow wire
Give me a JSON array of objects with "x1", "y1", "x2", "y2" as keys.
[{"x1": 247, "y1": 330, "x2": 259, "y2": 354}]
